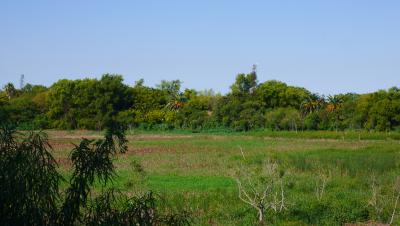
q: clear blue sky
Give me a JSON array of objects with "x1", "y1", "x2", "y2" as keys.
[{"x1": 1, "y1": 0, "x2": 399, "y2": 94}]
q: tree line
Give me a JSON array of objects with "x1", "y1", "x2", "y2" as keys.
[{"x1": 1, "y1": 70, "x2": 399, "y2": 132}]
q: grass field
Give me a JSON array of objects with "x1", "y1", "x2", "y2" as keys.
[{"x1": 48, "y1": 130, "x2": 400, "y2": 225}]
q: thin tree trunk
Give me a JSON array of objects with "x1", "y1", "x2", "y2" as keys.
[
  {"x1": 258, "y1": 208, "x2": 264, "y2": 224},
  {"x1": 390, "y1": 191, "x2": 400, "y2": 225}
]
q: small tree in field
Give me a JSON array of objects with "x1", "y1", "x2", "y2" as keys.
[
  {"x1": 314, "y1": 166, "x2": 331, "y2": 201},
  {"x1": 234, "y1": 148, "x2": 287, "y2": 224}
]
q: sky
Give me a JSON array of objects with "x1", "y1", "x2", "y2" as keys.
[{"x1": 0, "y1": 0, "x2": 399, "y2": 95}]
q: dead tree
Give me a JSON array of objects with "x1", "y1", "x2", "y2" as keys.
[
  {"x1": 234, "y1": 148, "x2": 286, "y2": 224},
  {"x1": 315, "y1": 167, "x2": 331, "y2": 201}
]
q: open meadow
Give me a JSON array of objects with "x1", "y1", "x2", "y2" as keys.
[
  {"x1": 47, "y1": 130, "x2": 400, "y2": 225},
  {"x1": 2, "y1": 1, "x2": 400, "y2": 225}
]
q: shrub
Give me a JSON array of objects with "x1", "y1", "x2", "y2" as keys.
[{"x1": 0, "y1": 125, "x2": 61, "y2": 225}]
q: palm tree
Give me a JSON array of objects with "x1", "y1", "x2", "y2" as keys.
[
  {"x1": 327, "y1": 95, "x2": 344, "y2": 131},
  {"x1": 165, "y1": 93, "x2": 186, "y2": 112},
  {"x1": 326, "y1": 95, "x2": 343, "y2": 113},
  {"x1": 300, "y1": 94, "x2": 325, "y2": 116}
]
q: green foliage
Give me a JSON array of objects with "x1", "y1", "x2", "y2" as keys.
[
  {"x1": 230, "y1": 71, "x2": 257, "y2": 95},
  {"x1": 0, "y1": 95, "x2": 10, "y2": 123},
  {"x1": 304, "y1": 111, "x2": 322, "y2": 130},
  {"x1": 257, "y1": 80, "x2": 311, "y2": 109},
  {"x1": 59, "y1": 128, "x2": 128, "y2": 225},
  {"x1": 0, "y1": 125, "x2": 61, "y2": 225},
  {"x1": 157, "y1": 80, "x2": 181, "y2": 96},
  {"x1": 213, "y1": 95, "x2": 264, "y2": 131},
  {"x1": 175, "y1": 94, "x2": 210, "y2": 131},
  {"x1": 364, "y1": 88, "x2": 400, "y2": 131},
  {"x1": 83, "y1": 187, "x2": 191, "y2": 225},
  {"x1": 5, "y1": 97, "x2": 41, "y2": 127},
  {"x1": 46, "y1": 75, "x2": 132, "y2": 130},
  {"x1": 3, "y1": 83, "x2": 17, "y2": 100},
  {"x1": 2, "y1": 71, "x2": 400, "y2": 132},
  {"x1": 265, "y1": 108, "x2": 302, "y2": 131},
  {"x1": 132, "y1": 83, "x2": 166, "y2": 113}
]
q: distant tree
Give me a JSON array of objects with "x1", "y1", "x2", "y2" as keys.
[
  {"x1": 46, "y1": 79, "x2": 79, "y2": 129},
  {"x1": 336, "y1": 93, "x2": 360, "y2": 130},
  {"x1": 349, "y1": 89, "x2": 400, "y2": 132},
  {"x1": 327, "y1": 95, "x2": 344, "y2": 131},
  {"x1": 300, "y1": 94, "x2": 325, "y2": 116},
  {"x1": 156, "y1": 79, "x2": 181, "y2": 96},
  {"x1": 134, "y1": 78, "x2": 145, "y2": 87},
  {"x1": 174, "y1": 90, "x2": 212, "y2": 130},
  {"x1": 92, "y1": 74, "x2": 133, "y2": 129},
  {"x1": 46, "y1": 75, "x2": 132, "y2": 130},
  {"x1": 5, "y1": 97, "x2": 40, "y2": 128},
  {"x1": 4, "y1": 83, "x2": 16, "y2": 100},
  {"x1": 230, "y1": 71, "x2": 258, "y2": 95},
  {"x1": 257, "y1": 80, "x2": 311, "y2": 109},
  {"x1": 265, "y1": 107, "x2": 301, "y2": 131},
  {"x1": 0, "y1": 94, "x2": 9, "y2": 123},
  {"x1": 21, "y1": 84, "x2": 47, "y2": 94},
  {"x1": 157, "y1": 80, "x2": 186, "y2": 112}
]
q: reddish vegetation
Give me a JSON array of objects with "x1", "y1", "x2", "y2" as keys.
[
  {"x1": 48, "y1": 132, "x2": 189, "y2": 167},
  {"x1": 50, "y1": 141, "x2": 75, "y2": 150},
  {"x1": 56, "y1": 157, "x2": 71, "y2": 168},
  {"x1": 127, "y1": 146, "x2": 177, "y2": 155},
  {"x1": 345, "y1": 221, "x2": 389, "y2": 226},
  {"x1": 126, "y1": 134, "x2": 192, "y2": 141}
]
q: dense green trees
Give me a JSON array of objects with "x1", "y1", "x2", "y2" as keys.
[
  {"x1": 257, "y1": 80, "x2": 311, "y2": 109},
  {"x1": 362, "y1": 88, "x2": 400, "y2": 131},
  {"x1": 1, "y1": 71, "x2": 399, "y2": 132},
  {"x1": 46, "y1": 75, "x2": 132, "y2": 130}
]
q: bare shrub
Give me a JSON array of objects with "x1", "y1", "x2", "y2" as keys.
[
  {"x1": 314, "y1": 166, "x2": 331, "y2": 201},
  {"x1": 367, "y1": 176, "x2": 400, "y2": 225},
  {"x1": 234, "y1": 147, "x2": 287, "y2": 224}
]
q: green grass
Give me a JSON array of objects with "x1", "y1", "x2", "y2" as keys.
[
  {"x1": 49, "y1": 130, "x2": 400, "y2": 225},
  {"x1": 147, "y1": 175, "x2": 235, "y2": 191},
  {"x1": 126, "y1": 128, "x2": 400, "y2": 140}
]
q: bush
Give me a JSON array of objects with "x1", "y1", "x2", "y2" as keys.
[
  {"x1": 265, "y1": 108, "x2": 301, "y2": 131},
  {"x1": 304, "y1": 112, "x2": 321, "y2": 130},
  {"x1": 0, "y1": 125, "x2": 61, "y2": 225}
]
